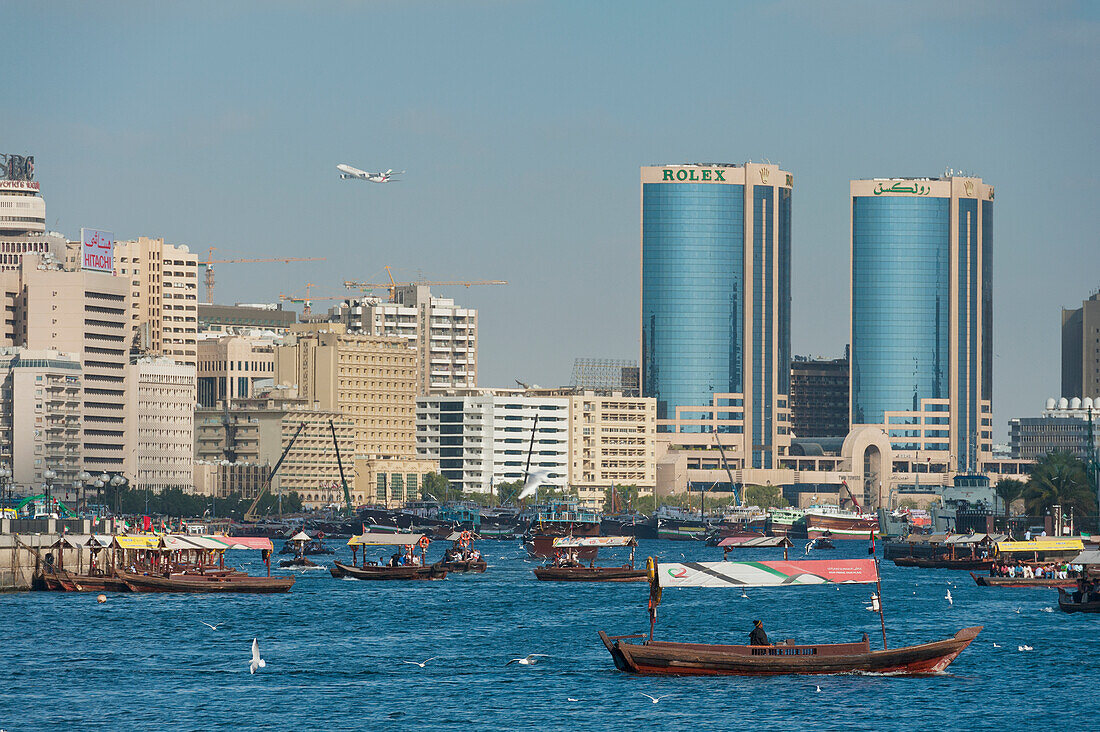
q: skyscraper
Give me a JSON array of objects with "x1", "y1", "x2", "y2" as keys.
[
  {"x1": 641, "y1": 163, "x2": 791, "y2": 469},
  {"x1": 1061, "y1": 291, "x2": 1100, "y2": 400},
  {"x1": 850, "y1": 175, "x2": 993, "y2": 471}
]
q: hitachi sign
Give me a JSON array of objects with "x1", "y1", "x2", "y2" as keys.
[{"x1": 662, "y1": 168, "x2": 726, "y2": 182}]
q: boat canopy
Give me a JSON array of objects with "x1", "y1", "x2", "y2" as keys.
[
  {"x1": 718, "y1": 536, "x2": 793, "y2": 548},
  {"x1": 1070, "y1": 550, "x2": 1100, "y2": 565},
  {"x1": 160, "y1": 535, "x2": 228, "y2": 551},
  {"x1": 52, "y1": 534, "x2": 93, "y2": 549},
  {"x1": 288, "y1": 531, "x2": 312, "y2": 542},
  {"x1": 943, "y1": 533, "x2": 1007, "y2": 545},
  {"x1": 994, "y1": 538, "x2": 1084, "y2": 554},
  {"x1": 112, "y1": 535, "x2": 163, "y2": 550},
  {"x1": 552, "y1": 536, "x2": 637, "y2": 548},
  {"x1": 348, "y1": 532, "x2": 425, "y2": 546},
  {"x1": 186, "y1": 536, "x2": 233, "y2": 550},
  {"x1": 215, "y1": 536, "x2": 275, "y2": 551},
  {"x1": 90, "y1": 534, "x2": 113, "y2": 548},
  {"x1": 444, "y1": 531, "x2": 476, "y2": 542},
  {"x1": 657, "y1": 559, "x2": 879, "y2": 588}
]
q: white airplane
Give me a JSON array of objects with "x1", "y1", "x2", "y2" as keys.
[{"x1": 337, "y1": 163, "x2": 403, "y2": 183}]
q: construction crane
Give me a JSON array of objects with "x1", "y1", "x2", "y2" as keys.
[
  {"x1": 278, "y1": 283, "x2": 349, "y2": 316},
  {"x1": 243, "y1": 422, "x2": 306, "y2": 522},
  {"x1": 200, "y1": 247, "x2": 326, "y2": 303},
  {"x1": 343, "y1": 266, "x2": 507, "y2": 302}
]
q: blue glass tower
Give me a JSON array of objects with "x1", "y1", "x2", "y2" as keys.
[
  {"x1": 642, "y1": 164, "x2": 792, "y2": 469},
  {"x1": 850, "y1": 177, "x2": 993, "y2": 471}
]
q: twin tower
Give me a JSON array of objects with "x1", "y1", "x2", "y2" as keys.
[{"x1": 641, "y1": 164, "x2": 993, "y2": 474}]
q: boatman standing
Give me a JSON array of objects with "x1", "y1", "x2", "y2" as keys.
[{"x1": 749, "y1": 619, "x2": 770, "y2": 646}]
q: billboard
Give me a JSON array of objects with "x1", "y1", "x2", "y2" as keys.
[{"x1": 80, "y1": 228, "x2": 114, "y2": 273}]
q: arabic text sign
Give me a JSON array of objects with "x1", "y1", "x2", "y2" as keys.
[
  {"x1": 872, "y1": 181, "x2": 932, "y2": 196},
  {"x1": 80, "y1": 228, "x2": 114, "y2": 273},
  {"x1": 658, "y1": 558, "x2": 879, "y2": 588}
]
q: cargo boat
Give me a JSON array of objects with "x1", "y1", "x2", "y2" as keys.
[{"x1": 804, "y1": 505, "x2": 878, "y2": 540}]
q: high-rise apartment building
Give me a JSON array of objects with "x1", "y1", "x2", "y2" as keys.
[
  {"x1": 126, "y1": 357, "x2": 196, "y2": 492},
  {"x1": 641, "y1": 163, "x2": 792, "y2": 470},
  {"x1": 1010, "y1": 397, "x2": 1100, "y2": 461},
  {"x1": 0, "y1": 348, "x2": 82, "y2": 491},
  {"x1": 196, "y1": 334, "x2": 277, "y2": 407},
  {"x1": 0, "y1": 156, "x2": 68, "y2": 272},
  {"x1": 1, "y1": 255, "x2": 129, "y2": 477},
  {"x1": 567, "y1": 392, "x2": 656, "y2": 508},
  {"x1": 113, "y1": 237, "x2": 199, "y2": 365},
  {"x1": 274, "y1": 324, "x2": 417, "y2": 459},
  {"x1": 789, "y1": 353, "x2": 850, "y2": 438},
  {"x1": 336, "y1": 284, "x2": 477, "y2": 394},
  {"x1": 416, "y1": 390, "x2": 570, "y2": 494},
  {"x1": 850, "y1": 175, "x2": 994, "y2": 471},
  {"x1": 1062, "y1": 291, "x2": 1100, "y2": 400}
]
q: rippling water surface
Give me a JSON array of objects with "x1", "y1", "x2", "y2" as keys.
[{"x1": 1, "y1": 539, "x2": 1094, "y2": 731}]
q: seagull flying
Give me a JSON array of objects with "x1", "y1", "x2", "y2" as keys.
[
  {"x1": 249, "y1": 638, "x2": 266, "y2": 674},
  {"x1": 945, "y1": 589, "x2": 953, "y2": 606},
  {"x1": 506, "y1": 654, "x2": 549, "y2": 666},
  {"x1": 200, "y1": 621, "x2": 225, "y2": 631},
  {"x1": 403, "y1": 657, "x2": 439, "y2": 668},
  {"x1": 641, "y1": 693, "x2": 671, "y2": 704}
]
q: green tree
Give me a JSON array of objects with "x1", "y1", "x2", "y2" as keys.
[
  {"x1": 494, "y1": 480, "x2": 524, "y2": 506},
  {"x1": 1023, "y1": 451, "x2": 1097, "y2": 517},
  {"x1": 744, "y1": 485, "x2": 789, "y2": 509},
  {"x1": 994, "y1": 478, "x2": 1026, "y2": 517},
  {"x1": 421, "y1": 472, "x2": 462, "y2": 502}
]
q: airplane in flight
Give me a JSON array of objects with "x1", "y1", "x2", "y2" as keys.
[{"x1": 337, "y1": 163, "x2": 404, "y2": 183}]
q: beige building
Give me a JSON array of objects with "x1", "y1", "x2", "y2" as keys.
[
  {"x1": 274, "y1": 324, "x2": 417, "y2": 459},
  {"x1": 126, "y1": 357, "x2": 196, "y2": 493},
  {"x1": 335, "y1": 284, "x2": 478, "y2": 394},
  {"x1": 353, "y1": 456, "x2": 439, "y2": 509},
  {"x1": 113, "y1": 236, "x2": 199, "y2": 365},
  {"x1": 192, "y1": 461, "x2": 267, "y2": 501},
  {"x1": 0, "y1": 348, "x2": 82, "y2": 492},
  {"x1": 1, "y1": 255, "x2": 129, "y2": 477},
  {"x1": 568, "y1": 391, "x2": 656, "y2": 508},
  {"x1": 196, "y1": 334, "x2": 277, "y2": 407},
  {"x1": 1062, "y1": 291, "x2": 1100, "y2": 401},
  {"x1": 194, "y1": 393, "x2": 358, "y2": 509}
]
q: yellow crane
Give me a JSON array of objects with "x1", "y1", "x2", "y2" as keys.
[
  {"x1": 343, "y1": 266, "x2": 507, "y2": 301},
  {"x1": 200, "y1": 247, "x2": 327, "y2": 303},
  {"x1": 278, "y1": 283, "x2": 349, "y2": 316}
]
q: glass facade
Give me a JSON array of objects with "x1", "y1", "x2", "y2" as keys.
[
  {"x1": 642, "y1": 183, "x2": 744, "y2": 431},
  {"x1": 958, "y1": 198, "x2": 979, "y2": 467},
  {"x1": 851, "y1": 196, "x2": 951, "y2": 425},
  {"x1": 752, "y1": 186, "x2": 774, "y2": 468}
]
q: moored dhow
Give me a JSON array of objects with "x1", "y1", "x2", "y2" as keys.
[
  {"x1": 766, "y1": 507, "x2": 806, "y2": 539},
  {"x1": 804, "y1": 504, "x2": 878, "y2": 540}
]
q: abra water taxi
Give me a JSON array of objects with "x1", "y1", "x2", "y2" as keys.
[{"x1": 533, "y1": 536, "x2": 645, "y2": 582}]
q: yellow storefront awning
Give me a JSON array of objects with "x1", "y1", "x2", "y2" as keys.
[{"x1": 994, "y1": 538, "x2": 1084, "y2": 554}]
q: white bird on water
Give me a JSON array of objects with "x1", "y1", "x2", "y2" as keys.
[
  {"x1": 814, "y1": 685, "x2": 822, "y2": 692},
  {"x1": 1018, "y1": 645, "x2": 1033, "y2": 652},
  {"x1": 945, "y1": 589, "x2": 953, "y2": 606},
  {"x1": 200, "y1": 621, "x2": 225, "y2": 631},
  {"x1": 992, "y1": 643, "x2": 1001, "y2": 648},
  {"x1": 740, "y1": 588, "x2": 749, "y2": 599},
  {"x1": 567, "y1": 697, "x2": 580, "y2": 702},
  {"x1": 506, "y1": 654, "x2": 549, "y2": 666},
  {"x1": 641, "y1": 693, "x2": 671, "y2": 704},
  {"x1": 403, "y1": 657, "x2": 439, "y2": 668},
  {"x1": 249, "y1": 638, "x2": 266, "y2": 674}
]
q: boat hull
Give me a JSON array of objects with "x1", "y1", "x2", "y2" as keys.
[
  {"x1": 38, "y1": 569, "x2": 130, "y2": 593},
  {"x1": 1057, "y1": 588, "x2": 1100, "y2": 613},
  {"x1": 330, "y1": 560, "x2": 447, "y2": 581},
  {"x1": 116, "y1": 570, "x2": 294, "y2": 593},
  {"x1": 969, "y1": 572, "x2": 1076, "y2": 589},
  {"x1": 598, "y1": 626, "x2": 982, "y2": 676},
  {"x1": 894, "y1": 557, "x2": 993, "y2": 570},
  {"x1": 805, "y1": 515, "x2": 878, "y2": 540},
  {"x1": 533, "y1": 566, "x2": 646, "y2": 582},
  {"x1": 441, "y1": 560, "x2": 487, "y2": 573}
]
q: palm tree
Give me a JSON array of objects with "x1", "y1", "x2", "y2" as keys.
[
  {"x1": 1022, "y1": 451, "x2": 1097, "y2": 518},
  {"x1": 994, "y1": 478, "x2": 1025, "y2": 517}
]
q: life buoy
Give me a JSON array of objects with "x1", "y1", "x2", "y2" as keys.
[
  {"x1": 459, "y1": 530, "x2": 472, "y2": 547},
  {"x1": 417, "y1": 536, "x2": 430, "y2": 549}
]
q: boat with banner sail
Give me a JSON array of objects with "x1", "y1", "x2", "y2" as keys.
[
  {"x1": 440, "y1": 531, "x2": 487, "y2": 573},
  {"x1": 598, "y1": 549, "x2": 981, "y2": 676},
  {"x1": 114, "y1": 535, "x2": 294, "y2": 593},
  {"x1": 331, "y1": 531, "x2": 448, "y2": 580},
  {"x1": 534, "y1": 536, "x2": 645, "y2": 582}
]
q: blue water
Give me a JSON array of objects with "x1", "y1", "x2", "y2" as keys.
[{"x1": 1, "y1": 540, "x2": 1095, "y2": 731}]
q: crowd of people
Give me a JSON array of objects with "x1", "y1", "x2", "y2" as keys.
[
  {"x1": 988, "y1": 561, "x2": 1083, "y2": 579},
  {"x1": 443, "y1": 545, "x2": 482, "y2": 564}
]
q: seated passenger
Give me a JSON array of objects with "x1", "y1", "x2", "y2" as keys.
[{"x1": 749, "y1": 619, "x2": 770, "y2": 646}]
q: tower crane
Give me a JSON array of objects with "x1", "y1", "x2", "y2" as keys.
[
  {"x1": 278, "y1": 283, "x2": 349, "y2": 316},
  {"x1": 200, "y1": 247, "x2": 326, "y2": 303},
  {"x1": 343, "y1": 266, "x2": 507, "y2": 302}
]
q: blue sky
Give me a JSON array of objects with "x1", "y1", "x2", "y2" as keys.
[{"x1": 5, "y1": 1, "x2": 1098, "y2": 439}]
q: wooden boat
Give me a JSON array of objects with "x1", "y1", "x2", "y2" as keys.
[
  {"x1": 1057, "y1": 587, "x2": 1100, "y2": 613},
  {"x1": 598, "y1": 627, "x2": 982, "y2": 676},
  {"x1": 969, "y1": 572, "x2": 1077, "y2": 589},
  {"x1": 330, "y1": 560, "x2": 446, "y2": 580},
  {"x1": 440, "y1": 531, "x2": 488, "y2": 573},
  {"x1": 116, "y1": 570, "x2": 295, "y2": 593},
  {"x1": 598, "y1": 554, "x2": 980, "y2": 677},
  {"x1": 894, "y1": 556, "x2": 993, "y2": 570},
  {"x1": 279, "y1": 556, "x2": 320, "y2": 569},
  {"x1": 535, "y1": 565, "x2": 645, "y2": 582},
  {"x1": 336, "y1": 532, "x2": 448, "y2": 580},
  {"x1": 522, "y1": 499, "x2": 601, "y2": 558},
  {"x1": 50, "y1": 569, "x2": 129, "y2": 593},
  {"x1": 534, "y1": 536, "x2": 644, "y2": 582}
]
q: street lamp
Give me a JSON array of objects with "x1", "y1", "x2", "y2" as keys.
[
  {"x1": 110, "y1": 474, "x2": 127, "y2": 516},
  {"x1": 43, "y1": 469, "x2": 57, "y2": 517},
  {"x1": 77, "y1": 471, "x2": 92, "y2": 516}
]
